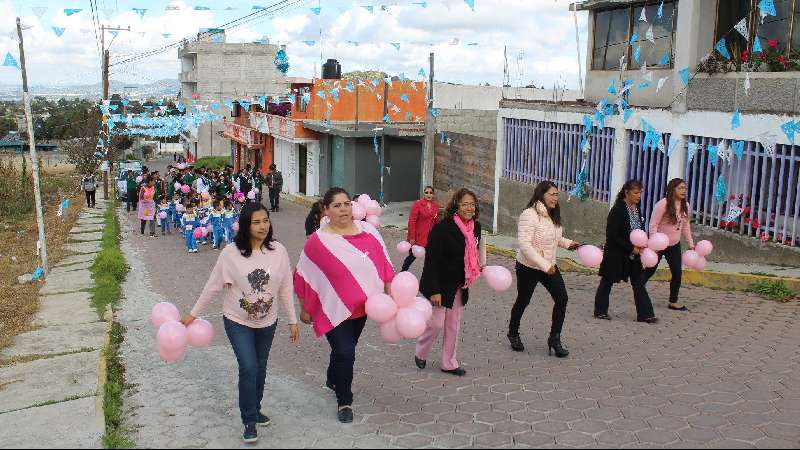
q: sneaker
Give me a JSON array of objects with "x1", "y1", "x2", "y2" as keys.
[
  {"x1": 507, "y1": 333, "x2": 525, "y2": 352},
  {"x1": 257, "y1": 413, "x2": 271, "y2": 427},
  {"x1": 242, "y1": 424, "x2": 258, "y2": 443},
  {"x1": 337, "y1": 406, "x2": 354, "y2": 424}
]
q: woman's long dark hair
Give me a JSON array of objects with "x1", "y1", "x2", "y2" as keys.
[
  {"x1": 526, "y1": 181, "x2": 562, "y2": 227},
  {"x1": 664, "y1": 178, "x2": 689, "y2": 224},
  {"x1": 234, "y1": 202, "x2": 275, "y2": 256},
  {"x1": 444, "y1": 188, "x2": 480, "y2": 220},
  {"x1": 616, "y1": 179, "x2": 643, "y2": 204}
]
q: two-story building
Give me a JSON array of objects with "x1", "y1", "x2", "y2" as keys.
[{"x1": 495, "y1": 0, "x2": 800, "y2": 266}]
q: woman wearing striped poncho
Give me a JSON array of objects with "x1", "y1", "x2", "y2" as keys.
[{"x1": 294, "y1": 187, "x2": 395, "y2": 424}]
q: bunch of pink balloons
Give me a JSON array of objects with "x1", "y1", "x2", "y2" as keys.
[
  {"x1": 174, "y1": 182, "x2": 182, "y2": 190},
  {"x1": 181, "y1": 185, "x2": 191, "y2": 194},
  {"x1": 395, "y1": 241, "x2": 427, "y2": 258},
  {"x1": 631, "y1": 230, "x2": 671, "y2": 269},
  {"x1": 136, "y1": 175, "x2": 143, "y2": 183},
  {"x1": 150, "y1": 302, "x2": 214, "y2": 363},
  {"x1": 482, "y1": 266, "x2": 513, "y2": 291},
  {"x1": 193, "y1": 228, "x2": 203, "y2": 239},
  {"x1": 247, "y1": 191, "x2": 256, "y2": 200},
  {"x1": 576, "y1": 245, "x2": 603, "y2": 268},
  {"x1": 355, "y1": 194, "x2": 382, "y2": 227},
  {"x1": 683, "y1": 240, "x2": 712, "y2": 271},
  {"x1": 159, "y1": 212, "x2": 168, "y2": 220},
  {"x1": 365, "y1": 272, "x2": 431, "y2": 344},
  {"x1": 236, "y1": 192, "x2": 246, "y2": 203}
]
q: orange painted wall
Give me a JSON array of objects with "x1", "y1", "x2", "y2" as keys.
[{"x1": 304, "y1": 79, "x2": 426, "y2": 123}]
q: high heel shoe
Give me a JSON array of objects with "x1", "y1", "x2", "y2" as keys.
[{"x1": 547, "y1": 334, "x2": 569, "y2": 358}]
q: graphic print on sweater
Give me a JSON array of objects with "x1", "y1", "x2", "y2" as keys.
[{"x1": 239, "y1": 268, "x2": 273, "y2": 320}]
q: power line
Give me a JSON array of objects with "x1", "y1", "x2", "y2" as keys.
[
  {"x1": 109, "y1": 0, "x2": 308, "y2": 68},
  {"x1": 88, "y1": 0, "x2": 102, "y2": 60}
]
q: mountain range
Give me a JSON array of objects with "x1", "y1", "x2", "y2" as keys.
[{"x1": 0, "y1": 79, "x2": 180, "y2": 101}]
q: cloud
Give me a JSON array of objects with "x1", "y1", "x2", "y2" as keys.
[{"x1": 0, "y1": 0, "x2": 588, "y2": 90}]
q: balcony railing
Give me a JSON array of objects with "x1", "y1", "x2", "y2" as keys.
[
  {"x1": 224, "y1": 121, "x2": 255, "y2": 146},
  {"x1": 180, "y1": 70, "x2": 197, "y2": 83},
  {"x1": 249, "y1": 112, "x2": 316, "y2": 140}
]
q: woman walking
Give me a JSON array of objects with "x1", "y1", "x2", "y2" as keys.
[
  {"x1": 401, "y1": 186, "x2": 440, "y2": 272},
  {"x1": 181, "y1": 203, "x2": 299, "y2": 443},
  {"x1": 507, "y1": 181, "x2": 580, "y2": 357},
  {"x1": 415, "y1": 188, "x2": 486, "y2": 377},
  {"x1": 644, "y1": 178, "x2": 695, "y2": 311},
  {"x1": 138, "y1": 177, "x2": 157, "y2": 237},
  {"x1": 593, "y1": 180, "x2": 658, "y2": 324},
  {"x1": 294, "y1": 187, "x2": 395, "y2": 424}
]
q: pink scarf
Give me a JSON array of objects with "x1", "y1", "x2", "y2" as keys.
[{"x1": 453, "y1": 215, "x2": 481, "y2": 289}]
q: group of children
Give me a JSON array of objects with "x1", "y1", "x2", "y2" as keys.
[{"x1": 155, "y1": 191, "x2": 240, "y2": 254}]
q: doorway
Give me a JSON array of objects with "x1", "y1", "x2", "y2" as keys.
[{"x1": 298, "y1": 144, "x2": 308, "y2": 195}]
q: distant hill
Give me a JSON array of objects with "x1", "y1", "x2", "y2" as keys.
[{"x1": 0, "y1": 79, "x2": 180, "y2": 101}]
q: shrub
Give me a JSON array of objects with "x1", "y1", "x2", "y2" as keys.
[{"x1": 194, "y1": 156, "x2": 231, "y2": 171}]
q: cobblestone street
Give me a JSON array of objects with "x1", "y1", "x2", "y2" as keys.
[{"x1": 118, "y1": 177, "x2": 800, "y2": 448}]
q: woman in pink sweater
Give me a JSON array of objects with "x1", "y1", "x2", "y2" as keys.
[
  {"x1": 181, "y1": 202, "x2": 299, "y2": 444},
  {"x1": 644, "y1": 178, "x2": 695, "y2": 312},
  {"x1": 508, "y1": 181, "x2": 580, "y2": 358}
]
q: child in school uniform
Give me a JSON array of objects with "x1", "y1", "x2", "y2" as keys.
[
  {"x1": 209, "y1": 199, "x2": 225, "y2": 250},
  {"x1": 157, "y1": 199, "x2": 171, "y2": 236},
  {"x1": 197, "y1": 199, "x2": 210, "y2": 246},
  {"x1": 182, "y1": 203, "x2": 199, "y2": 254},
  {"x1": 173, "y1": 194, "x2": 184, "y2": 231},
  {"x1": 222, "y1": 200, "x2": 236, "y2": 243},
  {"x1": 170, "y1": 194, "x2": 180, "y2": 230}
]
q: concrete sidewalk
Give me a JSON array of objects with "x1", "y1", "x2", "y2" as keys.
[
  {"x1": 284, "y1": 192, "x2": 800, "y2": 291},
  {"x1": 0, "y1": 198, "x2": 110, "y2": 448}
]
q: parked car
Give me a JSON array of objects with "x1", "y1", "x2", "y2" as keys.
[{"x1": 115, "y1": 160, "x2": 143, "y2": 201}]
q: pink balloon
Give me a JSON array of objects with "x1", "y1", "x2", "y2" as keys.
[
  {"x1": 159, "y1": 211, "x2": 168, "y2": 220},
  {"x1": 641, "y1": 248, "x2": 659, "y2": 268},
  {"x1": 181, "y1": 185, "x2": 191, "y2": 194},
  {"x1": 186, "y1": 319, "x2": 214, "y2": 347},
  {"x1": 411, "y1": 296, "x2": 433, "y2": 321},
  {"x1": 411, "y1": 245, "x2": 426, "y2": 259},
  {"x1": 157, "y1": 342, "x2": 186, "y2": 363},
  {"x1": 682, "y1": 250, "x2": 700, "y2": 268},
  {"x1": 484, "y1": 266, "x2": 513, "y2": 292},
  {"x1": 695, "y1": 240, "x2": 713, "y2": 257},
  {"x1": 150, "y1": 302, "x2": 180, "y2": 328},
  {"x1": 202, "y1": 227, "x2": 210, "y2": 237},
  {"x1": 253, "y1": 187, "x2": 260, "y2": 194},
  {"x1": 380, "y1": 319, "x2": 403, "y2": 344},
  {"x1": 365, "y1": 293, "x2": 398, "y2": 324},
  {"x1": 193, "y1": 228, "x2": 203, "y2": 239},
  {"x1": 396, "y1": 308, "x2": 427, "y2": 339},
  {"x1": 357, "y1": 194, "x2": 372, "y2": 207},
  {"x1": 630, "y1": 230, "x2": 649, "y2": 248},
  {"x1": 174, "y1": 182, "x2": 181, "y2": 190},
  {"x1": 396, "y1": 241, "x2": 412, "y2": 254},
  {"x1": 576, "y1": 245, "x2": 603, "y2": 268},
  {"x1": 247, "y1": 191, "x2": 256, "y2": 200},
  {"x1": 157, "y1": 320, "x2": 188, "y2": 352},
  {"x1": 648, "y1": 232, "x2": 670, "y2": 252},
  {"x1": 232, "y1": 222, "x2": 240, "y2": 232},
  {"x1": 176, "y1": 204, "x2": 185, "y2": 212},
  {"x1": 136, "y1": 176, "x2": 143, "y2": 183},
  {"x1": 694, "y1": 256, "x2": 708, "y2": 271},
  {"x1": 391, "y1": 272, "x2": 420, "y2": 307},
  {"x1": 366, "y1": 215, "x2": 381, "y2": 228},
  {"x1": 352, "y1": 202, "x2": 367, "y2": 221},
  {"x1": 367, "y1": 200, "x2": 382, "y2": 217}
]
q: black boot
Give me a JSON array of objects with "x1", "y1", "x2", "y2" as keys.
[
  {"x1": 507, "y1": 332, "x2": 525, "y2": 352},
  {"x1": 547, "y1": 334, "x2": 569, "y2": 358}
]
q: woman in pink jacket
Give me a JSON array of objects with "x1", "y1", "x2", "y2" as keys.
[
  {"x1": 507, "y1": 181, "x2": 580, "y2": 358},
  {"x1": 644, "y1": 178, "x2": 695, "y2": 312},
  {"x1": 401, "y1": 186, "x2": 440, "y2": 271}
]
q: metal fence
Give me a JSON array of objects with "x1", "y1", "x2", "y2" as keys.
[
  {"x1": 685, "y1": 135, "x2": 800, "y2": 247},
  {"x1": 503, "y1": 118, "x2": 614, "y2": 202},
  {"x1": 626, "y1": 130, "x2": 671, "y2": 229}
]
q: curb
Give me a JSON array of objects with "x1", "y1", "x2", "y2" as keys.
[{"x1": 281, "y1": 192, "x2": 319, "y2": 208}]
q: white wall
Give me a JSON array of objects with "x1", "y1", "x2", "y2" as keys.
[
  {"x1": 305, "y1": 140, "x2": 320, "y2": 197},
  {"x1": 433, "y1": 82, "x2": 581, "y2": 111},
  {"x1": 274, "y1": 138, "x2": 296, "y2": 194}
]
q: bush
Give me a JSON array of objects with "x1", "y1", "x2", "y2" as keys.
[{"x1": 194, "y1": 156, "x2": 231, "y2": 171}]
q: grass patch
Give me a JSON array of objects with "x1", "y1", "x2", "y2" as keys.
[
  {"x1": 89, "y1": 202, "x2": 127, "y2": 316},
  {"x1": 751, "y1": 280, "x2": 797, "y2": 303},
  {"x1": 102, "y1": 321, "x2": 133, "y2": 449}
]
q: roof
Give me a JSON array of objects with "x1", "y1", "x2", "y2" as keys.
[
  {"x1": 570, "y1": 0, "x2": 637, "y2": 11},
  {"x1": 0, "y1": 140, "x2": 58, "y2": 148},
  {"x1": 302, "y1": 121, "x2": 425, "y2": 138}
]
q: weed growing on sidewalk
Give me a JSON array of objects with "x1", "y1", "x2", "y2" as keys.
[
  {"x1": 102, "y1": 321, "x2": 133, "y2": 449},
  {"x1": 751, "y1": 280, "x2": 797, "y2": 303},
  {"x1": 90, "y1": 202, "x2": 127, "y2": 315}
]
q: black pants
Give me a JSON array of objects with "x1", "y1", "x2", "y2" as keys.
[
  {"x1": 401, "y1": 250, "x2": 416, "y2": 272},
  {"x1": 140, "y1": 219, "x2": 155, "y2": 235},
  {"x1": 643, "y1": 242, "x2": 682, "y2": 303},
  {"x1": 325, "y1": 317, "x2": 367, "y2": 407},
  {"x1": 509, "y1": 262, "x2": 569, "y2": 337},
  {"x1": 85, "y1": 190, "x2": 96, "y2": 208},
  {"x1": 594, "y1": 259, "x2": 655, "y2": 321},
  {"x1": 268, "y1": 188, "x2": 280, "y2": 210},
  {"x1": 127, "y1": 191, "x2": 137, "y2": 212}
]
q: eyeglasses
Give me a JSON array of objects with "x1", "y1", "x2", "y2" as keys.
[{"x1": 459, "y1": 202, "x2": 477, "y2": 208}]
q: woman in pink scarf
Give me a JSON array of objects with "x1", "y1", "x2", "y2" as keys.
[
  {"x1": 138, "y1": 176, "x2": 157, "y2": 236},
  {"x1": 415, "y1": 188, "x2": 486, "y2": 377}
]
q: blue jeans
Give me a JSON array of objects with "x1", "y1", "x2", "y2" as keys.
[
  {"x1": 184, "y1": 229, "x2": 197, "y2": 251},
  {"x1": 325, "y1": 317, "x2": 367, "y2": 407},
  {"x1": 213, "y1": 226, "x2": 224, "y2": 248},
  {"x1": 224, "y1": 317, "x2": 277, "y2": 425}
]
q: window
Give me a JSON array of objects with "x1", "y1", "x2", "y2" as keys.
[
  {"x1": 231, "y1": 102, "x2": 241, "y2": 118},
  {"x1": 716, "y1": 0, "x2": 751, "y2": 55},
  {"x1": 592, "y1": 2, "x2": 678, "y2": 71},
  {"x1": 756, "y1": 0, "x2": 794, "y2": 51}
]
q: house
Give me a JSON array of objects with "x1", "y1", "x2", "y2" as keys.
[
  {"x1": 225, "y1": 73, "x2": 427, "y2": 202},
  {"x1": 177, "y1": 29, "x2": 288, "y2": 162},
  {"x1": 493, "y1": 0, "x2": 800, "y2": 266}
]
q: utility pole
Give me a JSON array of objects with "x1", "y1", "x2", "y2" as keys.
[
  {"x1": 17, "y1": 17, "x2": 49, "y2": 275},
  {"x1": 101, "y1": 25, "x2": 130, "y2": 199}
]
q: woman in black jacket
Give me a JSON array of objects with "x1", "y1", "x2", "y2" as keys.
[
  {"x1": 593, "y1": 180, "x2": 658, "y2": 324},
  {"x1": 415, "y1": 188, "x2": 486, "y2": 376}
]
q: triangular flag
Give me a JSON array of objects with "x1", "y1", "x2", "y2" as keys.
[
  {"x1": 732, "y1": 141, "x2": 745, "y2": 160},
  {"x1": 195, "y1": 6, "x2": 211, "y2": 11},
  {"x1": 657, "y1": 1, "x2": 664, "y2": 19},
  {"x1": 708, "y1": 145, "x2": 719, "y2": 167},
  {"x1": 121, "y1": 99, "x2": 129, "y2": 106},
  {"x1": 731, "y1": 109, "x2": 741, "y2": 130},
  {"x1": 633, "y1": 46, "x2": 641, "y2": 63},
  {"x1": 687, "y1": 142, "x2": 699, "y2": 163},
  {"x1": 2, "y1": 52, "x2": 20, "y2": 69},
  {"x1": 608, "y1": 80, "x2": 617, "y2": 95},
  {"x1": 624, "y1": 108, "x2": 634, "y2": 123},
  {"x1": 400, "y1": 94, "x2": 410, "y2": 103},
  {"x1": 734, "y1": 18, "x2": 749, "y2": 38},
  {"x1": 31, "y1": 6, "x2": 48, "y2": 18},
  {"x1": 389, "y1": 42, "x2": 401, "y2": 51},
  {"x1": 667, "y1": 135, "x2": 682, "y2": 157},
  {"x1": 413, "y1": 2, "x2": 427, "y2": 7},
  {"x1": 759, "y1": 133, "x2": 777, "y2": 156},
  {"x1": 744, "y1": 71, "x2": 752, "y2": 95},
  {"x1": 64, "y1": 9, "x2": 82, "y2": 16},
  {"x1": 418, "y1": 68, "x2": 427, "y2": 78},
  {"x1": 162, "y1": 33, "x2": 172, "y2": 38},
  {"x1": 781, "y1": 120, "x2": 796, "y2": 144},
  {"x1": 715, "y1": 38, "x2": 731, "y2": 60},
  {"x1": 132, "y1": 8, "x2": 148, "y2": 18},
  {"x1": 715, "y1": 177, "x2": 727, "y2": 203},
  {"x1": 52, "y1": 27, "x2": 66, "y2": 37},
  {"x1": 679, "y1": 68, "x2": 690, "y2": 87},
  {"x1": 310, "y1": 7, "x2": 321, "y2": 15},
  {"x1": 110, "y1": 31, "x2": 119, "y2": 38},
  {"x1": 638, "y1": 81, "x2": 651, "y2": 90},
  {"x1": 646, "y1": 25, "x2": 655, "y2": 43},
  {"x1": 639, "y1": 7, "x2": 647, "y2": 22},
  {"x1": 630, "y1": 31, "x2": 639, "y2": 45},
  {"x1": 752, "y1": 37, "x2": 763, "y2": 53},
  {"x1": 725, "y1": 205, "x2": 744, "y2": 223},
  {"x1": 464, "y1": 0, "x2": 476, "y2": 11},
  {"x1": 252, "y1": 5, "x2": 267, "y2": 10},
  {"x1": 758, "y1": 0, "x2": 777, "y2": 18},
  {"x1": 303, "y1": 40, "x2": 316, "y2": 46},
  {"x1": 656, "y1": 77, "x2": 669, "y2": 92},
  {"x1": 362, "y1": 6, "x2": 374, "y2": 13},
  {"x1": 659, "y1": 52, "x2": 670, "y2": 66}
]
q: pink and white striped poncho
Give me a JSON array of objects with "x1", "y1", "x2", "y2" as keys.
[{"x1": 294, "y1": 221, "x2": 395, "y2": 337}]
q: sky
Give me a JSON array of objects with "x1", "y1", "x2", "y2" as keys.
[{"x1": 0, "y1": 0, "x2": 588, "y2": 90}]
